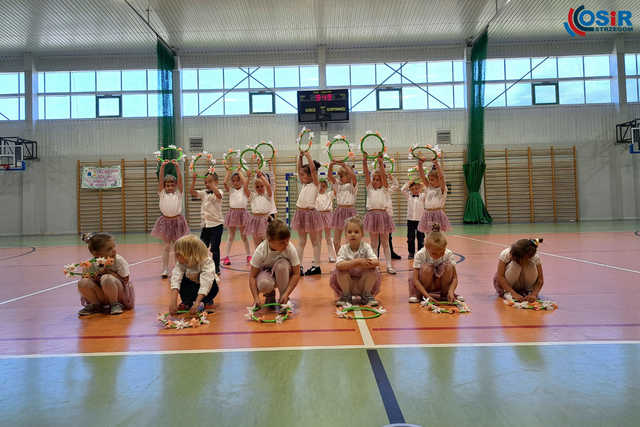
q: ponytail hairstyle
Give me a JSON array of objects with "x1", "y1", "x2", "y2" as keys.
[
  {"x1": 510, "y1": 238, "x2": 543, "y2": 263},
  {"x1": 266, "y1": 218, "x2": 291, "y2": 241},
  {"x1": 81, "y1": 232, "x2": 114, "y2": 254},
  {"x1": 301, "y1": 160, "x2": 322, "y2": 176},
  {"x1": 425, "y1": 223, "x2": 447, "y2": 250}
]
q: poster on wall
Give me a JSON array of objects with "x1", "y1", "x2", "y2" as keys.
[{"x1": 81, "y1": 166, "x2": 122, "y2": 189}]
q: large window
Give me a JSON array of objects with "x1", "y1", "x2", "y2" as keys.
[
  {"x1": 483, "y1": 55, "x2": 613, "y2": 108},
  {"x1": 0, "y1": 72, "x2": 25, "y2": 120},
  {"x1": 625, "y1": 53, "x2": 640, "y2": 103},
  {"x1": 182, "y1": 65, "x2": 319, "y2": 116},
  {"x1": 37, "y1": 70, "x2": 162, "y2": 119},
  {"x1": 326, "y1": 61, "x2": 465, "y2": 111}
]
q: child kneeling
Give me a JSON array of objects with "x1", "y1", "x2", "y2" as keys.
[
  {"x1": 249, "y1": 219, "x2": 301, "y2": 309},
  {"x1": 330, "y1": 216, "x2": 382, "y2": 307},
  {"x1": 493, "y1": 238, "x2": 544, "y2": 303},
  {"x1": 169, "y1": 235, "x2": 219, "y2": 315},
  {"x1": 408, "y1": 224, "x2": 458, "y2": 303}
]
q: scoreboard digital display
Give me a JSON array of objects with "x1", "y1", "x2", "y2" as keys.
[{"x1": 297, "y1": 89, "x2": 349, "y2": 123}]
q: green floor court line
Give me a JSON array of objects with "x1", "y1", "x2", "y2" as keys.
[{"x1": 379, "y1": 344, "x2": 640, "y2": 427}]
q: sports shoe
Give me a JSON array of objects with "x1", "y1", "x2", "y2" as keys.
[
  {"x1": 161, "y1": 270, "x2": 169, "y2": 279},
  {"x1": 300, "y1": 266, "x2": 305, "y2": 276},
  {"x1": 246, "y1": 255, "x2": 252, "y2": 263},
  {"x1": 336, "y1": 295, "x2": 351, "y2": 307},
  {"x1": 391, "y1": 252, "x2": 402, "y2": 260},
  {"x1": 328, "y1": 257, "x2": 336, "y2": 263},
  {"x1": 110, "y1": 302, "x2": 124, "y2": 315},
  {"x1": 222, "y1": 256, "x2": 231, "y2": 266},
  {"x1": 304, "y1": 266, "x2": 322, "y2": 276},
  {"x1": 387, "y1": 266, "x2": 397, "y2": 274},
  {"x1": 408, "y1": 296, "x2": 419, "y2": 303},
  {"x1": 408, "y1": 254, "x2": 414, "y2": 260},
  {"x1": 365, "y1": 296, "x2": 379, "y2": 306},
  {"x1": 78, "y1": 304, "x2": 102, "y2": 316}
]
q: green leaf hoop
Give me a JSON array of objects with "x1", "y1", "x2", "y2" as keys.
[
  {"x1": 409, "y1": 144, "x2": 440, "y2": 162},
  {"x1": 360, "y1": 131, "x2": 386, "y2": 159},
  {"x1": 337, "y1": 305, "x2": 384, "y2": 320},
  {"x1": 326, "y1": 135, "x2": 354, "y2": 162},
  {"x1": 190, "y1": 152, "x2": 216, "y2": 179},
  {"x1": 369, "y1": 154, "x2": 395, "y2": 173},
  {"x1": 247, "y1": 303, "x2": 292, "y2": 323},
  {"x1": 255, "y1": 141, "x2": 275, "y2": 162},
  {"x1": 297, "y1": 127, "x2": 314, "y2": 152},
  {"x1": 239, "y1": 147, "x2": 264, "y2": 171},
  {"x1": 155, "y1": 145, "x2": 185, "y2": 162}
]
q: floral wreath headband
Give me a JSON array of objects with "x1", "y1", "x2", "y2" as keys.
[
  {"x1": 360, "y1": 130, "x2": 386, "y2": 159},
  {"x1": 190, "y1": 152, "x2": 217, "y2": 178},
  {"x1": 408, "y1": 143, "x2": 442, "y2": 161},
  {"x1": 153, "y1": 145, "x2": 185, "y2": 163},
  {"x1": 297, "y1": 127, "x2": 314, "y2": 152}
]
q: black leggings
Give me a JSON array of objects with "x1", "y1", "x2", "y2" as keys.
[
  {"x1": 179, "y1": 276, "x2": 219, "y2": 306},
  {"x1": 200, "y1": 225, "x2": 223, "y2": 274}
]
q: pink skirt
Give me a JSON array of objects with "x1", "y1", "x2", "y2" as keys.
[
  {"x1": 245, "y1": 214, "x2": 269, "y2": 237},
  {"x1": 151, "y1": 215, "x2": 190, "y2": 243},
  {"x1": 318, "y1": 211, "x2": 333, "y2": 230},
  {"x1": 80, "y1": 281, "x2": 135, "y2": 310},
  {"x1": 329, "y1": 268, "x2": 381, "y2": 298},
  {"x1": 330, "y1": 206, "x2": 358, "y2": 229},
  {"x1": 417, "y1": 209, "x2": 451, "y2": 234},
  {"x1": 292, "y1": 209, "x2": 325, "y2": 232},
  {"x1": 363, "y1": 210, "x2": 395, "y2": 234},
  {"x1": 225, "y1": 209, "x2": 248, "y2": 228}
]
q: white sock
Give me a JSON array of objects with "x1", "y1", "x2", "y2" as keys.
[
  {"x1": 162, "y1": 242, "x2": 171, "y2": 272},
  {"x1": 225, "y1": 239, "x2": 233, "y2": 258},
  {"x1": 242, "y1": 238, "x2": 251, "y2": 256},
  {"x1": 313, "y1": 243, "x2": 321, "y2": 267},
  {"x1": 383, "y1": 245, "x2": 392, "y2": 268},
  {"x1": 327, "y1": 236, "x2": 337, "y2": 260}
]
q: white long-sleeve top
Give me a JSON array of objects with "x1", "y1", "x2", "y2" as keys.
[
  {"x1": 401, "y1": 182, "x2": 425, "y2": 221},
  {"x1": 170, "y1": 257, "x2": 218, "y2": 295}
]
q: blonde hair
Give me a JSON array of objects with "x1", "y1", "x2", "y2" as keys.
[
  {"x1": 266, "y1": 218, "x2": 290, "y2": 241},
  {"x1": 345, "y1": 216, "x2": 364, "y2": 233},
  {"x1": 174, "y1": 235, "x2": 210, "y2": 266},
  {"x1": 426, "y1": 223, "x2": 447, "y2": 249}
]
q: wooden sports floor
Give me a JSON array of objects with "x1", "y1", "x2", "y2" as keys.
[{"x1": 1, "y1": 221, "x2": 639, "y2": 426}]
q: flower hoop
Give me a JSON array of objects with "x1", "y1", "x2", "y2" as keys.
[
  {"x1": 223, "y1": 149, "x2": 241, "y2": 171},
  {"x1": 254, "y1": 140, "x2": 276, "y2": 162},
  {"x1": 503, "y1": 293, "x2": 558, "y2": 311},
  {"x1": 297, "y1": 127, "x2": 314, "y2": 152},
  {"x1": 239, "y1": 147, "x2": 264, "y2": 171},
  {"x1": 407, "y1": 167, "x2": 420, "y2": 181},
  {"x1": 154, "y1": 145, "x2": 185, "y2": 163},
  {"x1": 245, "y1": 302, "x2": 293, "y2": 323},
  {"x1": 157, "y1": 311, "x2": 210, "y2": 329},
  {"x1": 336, "y1": 304, "x2": 386, "y2": 320},
  {"x1": 369, "y1": 153, "x2": 395, "y2": 173},
  {"x1": 409, "y1": 144, "x2": 441, "y2": 162},
  {"x1": 326, "y1": 135, "x2": 354, "y2": 162},
  {"x1": 420, "y1": 297, "x2": 471, "y2": 314},
  {"x1": 190, "y1": 152, "x2": 216, "y2": 179},
  {"x1": 360, "y1": 131, "x2": 386, "y2": 159},
  {"x1": 63, "y1": 257, "x2": 115, "y2": 279}
]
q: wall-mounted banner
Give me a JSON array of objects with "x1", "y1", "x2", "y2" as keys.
[{"x1": 81, "y1": 166, "x2": 122, "y2": 189}]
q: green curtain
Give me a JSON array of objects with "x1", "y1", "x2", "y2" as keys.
[
  {"x1": 463, "y1": 29, "x2": 492, "y2": 224},
  {"x1": 156, "y1": 40, "x2": 177, "y2": 178}
]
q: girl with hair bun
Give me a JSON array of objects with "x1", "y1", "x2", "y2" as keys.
[{"x1": 493, "y1": 238, "x2": 545, "y2": 302}]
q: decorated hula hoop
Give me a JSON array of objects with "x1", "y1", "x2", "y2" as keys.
[
  {"x1": 224, "y1": 149, "x2": 240, "y2": 171},
  {"x1": 63, "y1": 257, "x2": 115, "y2": 279},
  {"x1": 157, "y1": 311, "x2": 210, "y2": 329},
  {"x1": 409, "y1": 144, "x2": 441, "y2": 162},
  {"x1": 369, "y1": 154, "x2": 395, "y2": 173},
  {"x1": 154, "y1": 145, "x2": 185, "y2": 162},
  {"x1": 360, "y1": 131, "x2": 386, "y2": 159},
  {"x1": 420, "y1": 297, "x2": 471, "y2": 314},
  {"x1": 190, "y1": 152, "x2": 216, "y2": 179},
  {"x1": 297, "y1": 127, "x2": 314, "y2": 152},
  {"x1": 245, "y1": 302, "x2": 293, "y2": 323},
  {"x1": 239, "y1": 147, "x2": 264, "y2": 171},
  {"x1": 254, "y1": 140, "x2": 276, "y2": 162},
  {"x1": 336, "y1": 305, "x2": 386, "y2": 320},
  {"x1": 503, "y1": 293, "x2": 558, "y2": 311},
  {"x1": 326, "y1": 135, "x2": 355, "y2": 162},
  {"x1": 407, "y1": 167, "x2": 420, "y2": 181}
]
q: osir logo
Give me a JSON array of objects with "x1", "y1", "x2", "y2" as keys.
[{"x1": 564, "y1": 5, "x2": 633, "y2": 36}]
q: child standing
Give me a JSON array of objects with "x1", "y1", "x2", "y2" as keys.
[
  {"x1": 77, "y1": 233, "x2": 134, "y2": 316},
  {"x1": 249, "y1": 219, "x2": 301, "y2": 308},
  {"x1": 316, "y1": 179, "x2": 337, "y2": 263},
  {"x1": 292, "y1": 151, "x2": 324, "y2": 276},
  {"x1": 267, "y1": 159, "x2": 278, "y2": 220},
  {"x1": 169, "y1": 235, "x2": 219, "y2": 314},
  {"x1": 493, "y1": 238, "x2": 545, "y2": 303},
  {"x1": 381, "y1": 170, "x2": 402, "y2": 260},
  {"x1": 330, "y1": 216, "x2": 381, "y2": 307},
  {"x1": 362, "y1": 152, "x2": 396, "y2": 274},
  {"x1": 417, "y1": 158, "x2": 451, "y2": 234},
  {"x1": 408, "y1": 224, "x2": 458, "y2": 303},
  {"x1": 244, "y1": 170, "x2": 273, "y2": 250},
  {"x1": 152, "y1": 160, "x2": 190, "y2": 278},
  {"x1": 401, "y1": 180, "x2": 425, "y2": 259},
  {"x1": 190, "y1": 171, "x2": 224, "y2": 274},
  {"x1": 329, "y1": 160, "x2": 358, "y2": 256},
  {"x1": 222, "y1": 167, "x2": 251, "y2": 265}
]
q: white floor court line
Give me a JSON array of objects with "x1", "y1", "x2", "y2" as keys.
[
  {"x1": 452, "y1": 234, "x2": 640, "y2": 274},
  {"x1": 354, "y1": 310, "x2": 375, "y2": 347},
  {"x1": 0, "y1": 255, "x2": 161, "y2": 306}
]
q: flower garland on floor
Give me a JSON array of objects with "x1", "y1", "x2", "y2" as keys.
[
  {"x1": 503, "y1": 293, "x2": 558, "y2": 311},
  {"x1": 63, "y1": 257, "x2": 114, "y2": 278},
  {"x1": 157, "y1": 311, "x2": 210, "y2": 329},
  {"x1": 420, "y1": 297, "x2": 471, "y2": 314},
  {"x1": 336, "y1": 303, "x2": 386, "y2": 319},
  {"x1": 245, "y1": 302, "x2": 294, "y2": 324}
]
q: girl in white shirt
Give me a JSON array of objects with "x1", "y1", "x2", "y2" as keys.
[
  {"x1": 493, "y1": 238, "x2": 545, "y2": 303},
  {"x1": 362, "y1": 152, "x2": 396, "y2": 274},
  {"x1": 328, "y1": 160, "x2": 358, "y2": 256},
  {"x1": 152, "y1": 160, "x2": 190, "y2": 278},
  {"x1": 243, "y1": 170, "x2": 273, "y2": 250},
  {"x1": 222, "y1": 167, "x2": 251, "y2": 266},
  {"x1": 315, "y1": 179, "x2": 337, "y2": 263},
  {"x1": 330, "y1": 216, "x2": 381, "y2": 307},
  {"x1": 417, "y1": 158, "x2": 451, "y2": 234},
  {"x1": 292, "y1": 151, "x2": 324, "y2": 276}
]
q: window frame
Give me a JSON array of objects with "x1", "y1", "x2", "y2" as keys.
[
  {"x1": 96, "y1": 94, "x2": 122, "y2": 118},
  {"x1": 532, "y1": 82, "x2": 559, "y2": 105},
  {"x1": 249, "y1": 91, "x2": 275, "y2": 114}
]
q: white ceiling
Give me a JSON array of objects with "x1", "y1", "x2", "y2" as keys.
[{"x1": 0, "y1": 0, "x2": 639, "y2": 55}]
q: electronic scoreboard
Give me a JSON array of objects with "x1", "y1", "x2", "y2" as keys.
[{"x1": 297, "y1": 89, "x2": 349, "y2": 123}]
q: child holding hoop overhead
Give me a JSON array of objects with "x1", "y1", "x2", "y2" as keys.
[
  {"x1": 190, "y1": 171, "x2": 224, "y2": 274},
  {"x1": 330, "y1": 216, "x2": 382, "y2": 307},
  {"x1": 493, "y1": 238, "x2": 545, "y2": 303},
  {"x1": 152, "y1": 160, "x2": 190, "y2": 278},
  {"x1": 328, "y1": 160, "x2": 358, "y2": 256},
  {"x1": 266, "y1": 158, "x2": 278, "y2": 220},
  {"x1": 249, "y1": 219, "x2": 301, "y2": 309},
  {"x1": 293, "y1": 151, "x2": 324, "y2": 276},
  {"x1": 362, "y1": 152, "x2": 396, "y2": 274},
  {"x1": 244, "y1": 170, "x2": 273, "y2": 251},
  {"x1": 222, "y1": 166, "x2": 251, "y2": 266},
  {"x1": 417, "y1": 157, "x2": 451, "y2": 234},
  {"x1": 315, "y1": 178, "x2": 337, "y2": 263}
]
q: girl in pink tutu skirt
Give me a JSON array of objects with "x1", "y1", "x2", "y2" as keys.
[
  {"x1": 362, "y1": 152, "x2": 396, "y2": 274},
  {"x1": 328, "y1": 160, "x2": 357, "y2": 257},
  {"x1": 243, "y1": 170, "x2": 273, "y2": 251},
  {"x1": 293, "y1": 151, "x2": 324, "y2": 276},
  {"x1": 152, "y1": 160, "x2": 190, "y2": 278},
  {"x1": 417, "y1": 157, "x2": 451, "y2": 235},
  {"x1": 222, "y1": 166, "x2": 251, "y2": 266},
  {"x1": 315, "y1": 178, "x2": 337, "y2": 263}
]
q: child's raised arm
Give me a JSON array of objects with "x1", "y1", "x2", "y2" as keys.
[
  {"x1": 378, "y1": 155, "x2": 388, "y2": 188},
  {"x1": 305, "y1": 152, "x2": 319, "y2": 186},
  {"x1": 243, "y1": 170, "x2": 252, "y2": 198},
  {"x1": 296, "y1": 152, "x2": 304, "y2": 177},
  {"x1": 417, "y1": 158, "x2": 429, "y2": 188},
  {"x1": 173, "y1": 160, "x2": 183, "y2": 193},
  {"x1": 433, "y1": 159, "x2": 446, "y2": 194},
  {"x1": 223, "y1": 166, "x2": 232, "y2": 192},
  {"x1": 189, "y1": 172, "x2": 199, "y2": 199},
  {"x1": 157, "y1": 161, "x2": 167, "y2": 193},
  {"x1": 362, "y1": 152, "x2": 370, "y2": 186},
  {"x1": 328, "y1": 161, "x2": 337, "y2": 185}
]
